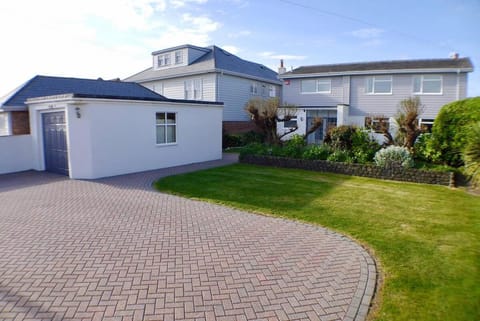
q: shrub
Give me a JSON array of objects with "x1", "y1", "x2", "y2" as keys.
[
  {"x1": 327, "y1": 150, "x2": 354, "y2": 163},
  {"x1": 324, "y1": 125, "x2": 357, "y2": 150},
  {"x1": 239, "y1": 143, "x2": 268, "y2": 158},
  {"x1": 302, "y1": 145, "x2": 331, "y2": 160},
  {"x1": 223, "y1": 131, "x2": 265, "y2": 149},
  {"x1": 463, "y1": 122, "x2": 480, "y2": 187},
  {"x1": 374, "y1": 146, "x2": 414, "y2": 168},
  {"x1": 223, "y1": 134, "x2": 243, "y2": 148},
  {"x1": 414, "y1": 133, "x2": 441, "y2": 163},
  {"x1": 431, "y1": 97, "x2": 480, "y2": 166},
  {"x1": 351, "y1": 130, "x2": 381, "y2": 163},
  {"x1": 281, "y1": 134, "x2": 306, "y2": 158},
  {"x1": 242, "y1": 131, "x2": 264, "y2": 145}
]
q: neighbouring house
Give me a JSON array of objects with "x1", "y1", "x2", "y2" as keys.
[
  {"x1": 277, "y1": 56, "x2": 474, "y2": 144},
  {"x1": 125, "y1": 44, "x2": 282, "y2": 133},
  {"x1": 0, "y1": 75, "x2": 223, "y2": 178}
]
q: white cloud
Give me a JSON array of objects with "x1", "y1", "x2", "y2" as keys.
[
  {"x1": 228, "y1": 30, "x2": 251, "y2": 38},
  {"x1": 221, "y1": 45, "x2": 240, "y2": 54},
  {"x1": 182, "y1": 13, "x2": 221, "y2": 33},
  {"x1": 0, "y1": 0, "x2": 219, "y2": 94},
  {"x1": 170, "y1": 0, "x2": 208, "y2": 8},
  {"x1": 260, "y1": 52, "x2": 307, "y2": 60}
]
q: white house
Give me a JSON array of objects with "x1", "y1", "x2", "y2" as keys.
[
  {"x1": 0, "y1": 76, "x2": 223, "y2": 179},
  {"x1": 277, "y1": 56, "x2": 473, "y2": 144},
  {"x1": 125, "y1": 44, "x2": 282, "y2": 133}
]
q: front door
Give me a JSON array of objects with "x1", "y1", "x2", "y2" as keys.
[{"x1": 42, "y1": 112, "x2": 69, "y2": 176}]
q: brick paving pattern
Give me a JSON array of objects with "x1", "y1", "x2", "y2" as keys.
[{"x1": 0, "y1": 155, "x2": 376, "y2": 321}]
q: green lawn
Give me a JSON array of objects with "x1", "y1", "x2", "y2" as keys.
[{"x1": 154, "y1": 164, "x2": 480, "y2": 321}]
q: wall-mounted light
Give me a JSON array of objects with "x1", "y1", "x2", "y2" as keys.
[{"x1": 75, "y1": 107, "x2": 81, "y2": 119}]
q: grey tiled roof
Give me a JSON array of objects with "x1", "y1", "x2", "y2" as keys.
[
  {"x1": 125, "y1": 45, "x2": 280, "y2": 83},
  {"x1": 1, "y1": 75, "x2": 168, "y2": 109},
  {"x1": 282, "y1": 58, "x2": 473, "y2": 76}
]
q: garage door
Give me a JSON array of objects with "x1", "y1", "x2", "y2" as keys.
[{"x1": 42, "y1": 112, "x2": 69, "y2": 176}]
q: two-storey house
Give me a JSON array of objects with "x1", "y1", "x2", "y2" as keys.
[
  {"x1": 278, "y1": 57, "x2": 473, "y2": 144},
  {"x1": 125, "y1": 44, "x2": 282, "y2": 133}
]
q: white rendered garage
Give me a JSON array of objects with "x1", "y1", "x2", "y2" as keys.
[{"x1": 26, "y1": 93, "x2": 222, "y2": 179}]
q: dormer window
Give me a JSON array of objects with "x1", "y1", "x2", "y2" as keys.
[
  {"x1": 157, "y1": 54, "x2": 171, "y2": 67},
  {"x1": 175, "y1": 51, "x2": 183, "y2": 64}
]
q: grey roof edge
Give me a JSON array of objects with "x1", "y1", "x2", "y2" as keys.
[
  {"x1": 123, "y1": 67, "x2": 155, "y2": 82},
  {"x1": 280, "y1": 57, "x2": 474, "y2": 78},
  {"x1": 25, "y1": 92, "x2": 223, "y2": 106},
  {"x1": 0, "y1": 76, "x2": 39, "y2": 108},
  {"x1": 129, "y1": 68, "x2": 282, "y2": 85},
  {"x1": 152, "y1": 44, "x2": 210, "y2": 56}
]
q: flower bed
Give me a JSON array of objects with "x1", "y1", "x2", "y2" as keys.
[{"x1": 240, "y1": 154, "x2": 455, "y2": 186}]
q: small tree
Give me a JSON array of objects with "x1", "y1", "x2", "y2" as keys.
[
  {"x1": 370, "y1": 97, "x2": 424, "y2": 150},
  {"x1": 394, "y1": 97, "x2": 424, "y2": 150},
  {"x1": 245, "y1": 97, "x2": 321, "y2": 145}
]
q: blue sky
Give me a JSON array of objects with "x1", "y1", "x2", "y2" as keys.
[{"x1": 0, "y1": 0, "x2": 478, "y2": 96}]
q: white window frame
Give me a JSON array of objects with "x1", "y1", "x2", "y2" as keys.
[
  {"x1": 413, "y1": 75, "x2": 443, "y2": 95},
  {"x1": 268, "y1": 85, "x2": 276, "y2": 97},
  {"x1": 175, "y1": 51, "x2": 183, "y2": 65},
  {"x1": 365, "y1": 76, "x2": 392, "y2": 95},
  {"x1": 184, "y1": 79, "x2": 202, "y2": 100},
  {"x1": 157, "y1": 54, "x2": 171, "y2": 67},
  {"x1": 300, "y1": 79, "x2": 331, "y2": 94},
  {"x1": 250, "y1": 82, "x2": 258, "y2": 95},
  {"x1": 156, "y1": 112, "x2": 177, "y2": 145}
]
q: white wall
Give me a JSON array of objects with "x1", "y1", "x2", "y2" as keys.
[
  {"x1": 0, "y1": 135, "x2": 33, "y2": 174},
  {"x1": 142, "y1": 73, "x2": 216, "y2": 101},
  {"x1": 29, "y1": 98, "x2": 223, "y2": 179}
]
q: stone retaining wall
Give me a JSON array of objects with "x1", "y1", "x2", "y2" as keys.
[{"x1": 240, "y1": 155, "x2": 455, "y2": 187}]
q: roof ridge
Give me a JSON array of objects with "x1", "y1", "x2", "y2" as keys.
[{"x1": 294, "y1": 57, "x2": 472, "y2": 70}]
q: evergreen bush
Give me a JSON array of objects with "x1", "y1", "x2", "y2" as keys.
[{"x1": 374, "y1": 146, "x2": 414, "y2": 168}]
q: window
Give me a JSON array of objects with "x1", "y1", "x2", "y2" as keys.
[
  {"x1": 261, "y1": 84, "x2": 267, "y2": 96},
  {"x1": 269, "y1": 85, "x2": 276, "y2": 97},
  {"x1": 300, "y1": 79, "x2": 331, "y2": 93},
  {"x1": 413, "y1": 75, "x2": 442, "y2": 94},
  {"x1": 283, "y1": 118, "x2": 297, "y2": 128},
  {"x1": 157, "y1": 54, "x2": 171, "y2": 67},
  {"x1": 250, "y1": 82, "x2": 258, "y2": 95},
  {"x1": 365, "y1": 76, "x2": 392, "y2": 94},
  {"x1": 175, "y1": 51, "x2": 183, "y2": 64},
  {"x1": 365, "y1": 116, "x2": 389, "y2": 133},
  {"x1": 184, "y1": 79, "x2": 202, "y2": 100},
  {"x1": 156, "y1": 112, "x2": 176, "y2": 144},
  {"x1": 419, "y1": 118, "x2": 434, "y2": 132}
]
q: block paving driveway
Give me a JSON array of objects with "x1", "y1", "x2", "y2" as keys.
[{"x1": 0, "y1": 156, "x2": 376, "y2": 321}]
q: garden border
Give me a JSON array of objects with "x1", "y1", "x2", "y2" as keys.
[{"x1": 240, "y1": 154, "x2": 455, "y2": 187}]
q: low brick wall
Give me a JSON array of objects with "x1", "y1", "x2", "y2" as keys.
[{"x1": 240, "y1": 155, "x2": 455, "y2": 187}]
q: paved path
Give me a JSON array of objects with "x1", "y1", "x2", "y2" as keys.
[{"x1": 0, "y1": 155, "x2": 376, "y2": 321}]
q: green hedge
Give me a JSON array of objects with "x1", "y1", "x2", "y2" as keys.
[{"x1": 432, "y1": 97, "x2": 480, "y2": 166}]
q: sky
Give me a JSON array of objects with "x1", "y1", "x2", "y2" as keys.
[{"x1": 0, "y1": 0, "x2": 478, "y2": 97}]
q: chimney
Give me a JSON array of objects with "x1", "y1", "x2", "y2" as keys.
[
  {"x1": 449, "y1": 52, "x2": 459, "y2": 59},
  {"x1": 278, "y1": 59, "x2": 287, "y2": 74}
]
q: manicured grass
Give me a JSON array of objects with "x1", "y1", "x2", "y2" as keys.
[{"x1": 154, "y1": 164, "x2": 480, "y2": 321}]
